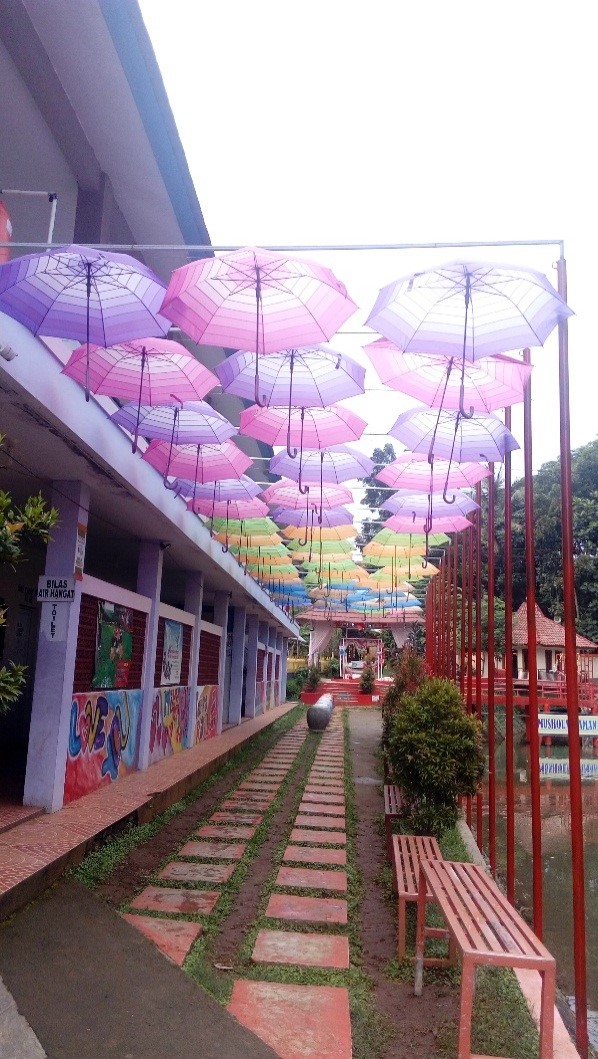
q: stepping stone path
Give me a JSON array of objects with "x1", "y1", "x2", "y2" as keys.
[
  {"x1": 232, "y1": 714, "x2": 352, "y2": 1059},
  {"x1": 121, "y1": 715, "x2": 352, "y2": 1057}
]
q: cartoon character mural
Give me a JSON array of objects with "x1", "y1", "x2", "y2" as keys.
[
  {"x1": 148, "y1": 685, "x2": 191, "y2": 764},
  {"x1": 65, "y1": 689, "x2": 142, "y2": 802},
  {"x1": 196, "y1": 685, "x2": 219, "y2": 742}
]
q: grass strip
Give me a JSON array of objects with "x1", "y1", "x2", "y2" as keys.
[{"x1": 71, "y1": 705, "x2": 304, "y2": 888}]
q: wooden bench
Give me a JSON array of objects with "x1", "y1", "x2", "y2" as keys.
[
  {"x1": 383, "y1": 784, "x2": 403, "y2": 855},
  {"x1": 390, "y1": 834, "x2": 443, "y2": 959},
  {"x1": 414, "y1": 859, "x2": 555, "y2": 1059}
]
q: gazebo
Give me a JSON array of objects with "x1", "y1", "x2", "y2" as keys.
[{"x1": 512, "y1": 601, "x2": 598, "y2": 681}]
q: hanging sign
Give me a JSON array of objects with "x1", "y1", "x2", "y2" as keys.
[
  {"x1": 161, "y1": 619, "x2": 183, "y2": 685},
  {"x1": 37, "y1": 575, "x2": 76, "y2": 602},
  {"x1": 538, "y1": 713, "x2": 598, "y2": 737}
]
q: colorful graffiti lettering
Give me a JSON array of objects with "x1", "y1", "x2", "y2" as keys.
[
  {"x1": 65, "y1": 689, "x2": 142, "y2": 803},
  {"x1": 148, "y1": 685, "x2": 191, "y2": 764},
  {"x1": 196, "y1": 685, "x2": 219, "y2": 742}
]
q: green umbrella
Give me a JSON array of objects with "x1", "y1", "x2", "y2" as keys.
[
  {"x1": 286, "y1": 538, "x2": 353, "y2": 554},
  {"x1": 209, "y1": 516, "x2": 280, "y2": 535},
  {"x1": 371, "y1": 529, "x2": 449, "y2": 548}
]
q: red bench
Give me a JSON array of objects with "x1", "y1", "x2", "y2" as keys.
[
  {"x1": 414, "y1": 859, "x2": 555, "y2": 1059},
  {"x1": 383, "y1": 784, "x2": 403, "y2": 855},
  {"x1": 390, "y1": 834, "x2": 443, "y2": 959}
]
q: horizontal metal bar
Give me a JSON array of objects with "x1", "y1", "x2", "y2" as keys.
[{"x1": 0, "y1": 238, "x2": 564, "y2": 252}]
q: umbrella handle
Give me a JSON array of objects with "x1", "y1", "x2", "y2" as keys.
[
  {"x1": 286, "y1": 351, "x2": 298, "y2": 457},
  {"x1": 84, "y1": 261, "x2": 92, "y2": 402},
  {"x1": 442, "y1": 483, "x2": 456, "y2": 504}
]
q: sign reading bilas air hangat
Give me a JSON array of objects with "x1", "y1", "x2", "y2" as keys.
[
  {"x1": 37, "y1": 576, "x2": 76, "y2": 602},
  {"x1": 538, "y1": 713, "x2": 598, "y2": 737}
]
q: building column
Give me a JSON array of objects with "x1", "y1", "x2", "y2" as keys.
[
  {"x1": 136, "y1": 541, "x2": 164, "y2": 771},
  {"x1": 227, "y1": 605, "x2": 247, "y2": 726},
  {"x1": 24, "y1": 480, "x2": 90, "y2": 812},
  {"x1": 244, "y1": 613, "x2": 259, "y2": 719},
  {"x1": 279, "y1": 635, "x2": 289, "y2": 704},
  {"x1": 213, "y1": 591, "x2": 230, "y2": 734},
  {"x1": 184, "y1": 572, "x2": 204, "y2": 748}
]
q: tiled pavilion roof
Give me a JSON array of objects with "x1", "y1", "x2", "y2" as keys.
[{"x1": 512, "y1": 601, "x2": 598, "y2": 650}]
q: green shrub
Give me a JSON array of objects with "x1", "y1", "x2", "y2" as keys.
[
  {"x1": 359, "y1": 663, "x2": 375, "y2": 694},
  {"x1": 386, "y1": 677, "x2": 484, "y2": 838},
  {"x1": 303, "y1": 665, "x2": 322, "y2": 692},
  {"x1": 381, "y1": 646, "x2": 428, "y2": 751},
  {"x1": 321, "y1": 656, "x2": 340, "y2": 678}
]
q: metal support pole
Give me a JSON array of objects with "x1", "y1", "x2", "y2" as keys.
[
  {"x1": 504, "y1": 408, "x2": 515, "y2": 905},
  {"x1": 523, "y1": 347, "x2": 543, "y2": 940},
  {"x1": 557, "y1": 256, "x2": 588, "y2": 1059},
  {"x1": 475, "y1": 482, "x2": 483, "y2": 851},
  {"x1": 487, "y1": 465, "x2": 496, "y2": 875},
  {"x1": 453, "y1": 539, "x2": 459, "y2": 682},
  {"x1": 460, "y1": 535, "x2": 466, "y2": 697}
]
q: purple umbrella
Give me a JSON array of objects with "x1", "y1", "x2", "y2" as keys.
[
  {"x1": 111, "y1": 400, "x2": 236, "y2": 459},
  {"x1": 384, "y1": 491, "x2": 479, "y2": 518},
  {"x1": 215, "y1": 345, "x2": 365, "y2": 457},
  {"x1": 0, "y1": 245, "x2": 170, "y2": 400},
  {"x1": 384, "y1": 512, "x2": 474, "y2": 535},
  {"x1": 187, "y1": 496, "x2": 269, "y2": 519},
  {"x1": 174, "y1": 475, "x2": 261, "y2": 503},
  {"x1": 366, "y1": 259, "x2": 572, "y2": 416},
  {"x1": 390, "y1": 408, "x2": 519, "y2": 466},
  {"x1": 273, "y1": 505, "x2": 354, "y2": 527},
  {"x1": 270, "y1": 445, "x2": 375, "y2": 486},
  {"x1": 161, "y1": 246, "x2": 358, "y2": 404}
]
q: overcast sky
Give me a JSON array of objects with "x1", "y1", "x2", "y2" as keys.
[{"x1": 139, "y1": 0, "x2": 595, "y2": 491}]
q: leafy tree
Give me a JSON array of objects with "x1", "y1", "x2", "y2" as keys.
[
  {"x1": 359, "y1": 663, "x2": 375, "y2": 694},
  {"x1": 0, "y1": 452, "x2": 58, "y2": 713},
  {"x1": 356, "y1": 443, "x2": 396, "y2": 548}
]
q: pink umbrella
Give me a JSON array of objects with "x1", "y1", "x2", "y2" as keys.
[
  {"x1": 261, "y1": 480, "x2": 353, "y2": 509},
  {"x1": 160, "y1": 246, "x2": 358, "y2": 403},
  {"x1": 384, "y1": 512, "x2": 474, "y2": 535},
  {"x1": 142, "y1": 438, "x2": 252, "y2": 484},
  {"x1": 240, "y1": 404, "x2": 367, "y2": 470},
  {"x1": 187, "y1": 497, "x2": 268, "y2": 519},
  {"x1": 364, "y1": 339, "x2": 532, "y2": 416},
  {"x1": 63, "y1": 338, "x2": 218, "y2": 451},
  {"x1": 376, "y1": 453, "x2": 490, "y2": 491}
]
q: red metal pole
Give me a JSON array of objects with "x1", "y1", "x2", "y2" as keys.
[
  {"x1": 453, "y1": 538, "x2": 459, "y2": 683},
  {"x1": 523, "y1": 346, "x2": 543, "y2": 940},
  {"x1": 557, "y1": 255, "x2": 588, "y2": 1059},
  {"x1": 504, "y1": 407, "x2": 516, "y2": 905},
  {"x1": 425, "y1": 577, "x2": 435, "y2": 672},
  {"x1": 439, "y1": 554, "x2": 446, "y2": 676},
  {"x1": 475, "y1": 482, "x2": 483, "y2": 850},
  {"x1": 487, "y1": 464, "x2": 496, "y2": 875},
  {"x1": 460, "y1": 535, "x2": 466, "y2": 697},
  {"x1": 467, "y1": 525, "x2": 474, "y2": 716}
]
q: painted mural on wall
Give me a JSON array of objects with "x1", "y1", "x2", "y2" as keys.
[
  {"x1": 92, "y1": 601, "x2": 133, "y2": 689},
  {"x1": 148, "y1": 685, "x2": 191, "y2": 764},
  {"x1": 255, "y1": 681, "x2": 266, "y2": 715},
  {"x1": 196, "y1": 684, "x2": 219, "y2": 743},
  {"x1": 65, "y1": 689, "x2": 142, "y2": 803}
]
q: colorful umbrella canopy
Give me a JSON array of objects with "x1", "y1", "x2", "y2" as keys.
[
  {"x1": 273, "y1": 505, "x2": 354, "y2": 527},
  {"x1": 0, "y1": 245, "x2": 170, "y2": 398},
  {"x1": 287, "y1": 537, "x2": 353, "y2": 554},
  {"x1": 216, "y1": 532, "x2": 282, "y2": 547},
  {"x1": 187, "y1": 497, "x2": 269, "y2": 519},
  {"x1": 111, "y1": 399, "x2": 235, "y2": 454},
  {"x1": 142, "y1": 439, "x2": 251, "y2": 483},
  {"x1": 215, "y1": 345, "x2": 365, "y2": 407},
  {"x1": 370, "y1": 529, "x2": 448, "y2": 548},
  {"x1": 390, "y1": 408, "x2": 519, "y2": 465},
  {"x1": 384, "y1": 512, "x2": 473, "y2": 534},
  {"x1": 362, "y1": 541, "x2": 426, "y2": 558},
  {"x1": 240, "y1": 404, "x2": 367, "y2": 450},
  {"x1": 270, "y1": 444, "x2": 375, "y2": 486},
  {"x1": 208, "y1": 516, "x2": 279, "y2": 535},
  {"x1": 174, "y1": 475, "x2": 261, "y2": 503},
  {"x1": 282, "y1": 524, "x2": 356, "y2": 541},
  {"x1": 262, "y1": 480, "x2": 353, "y2": 510},
  {"x1": 365, "y1": 340, "x2": 532, "y2": 415},
  {"x1": 160, "y1": 246, "x2": 357, "y2": 403},
  {"x1": 384, "y1": 491, "x2": 479, "y2": 518},
  {"x1": 63, "y1": 338, "x2": 217, "y2": 401},
  {"x1": 366, "y1": 259, "x2": 572, "y2": 361},
  {"x1": 376, "y1": 453, "x2": 490, "y2": 492}
]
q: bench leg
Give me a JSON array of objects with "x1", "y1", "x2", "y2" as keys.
[
  {"x1": 397, "y1": 896, "x2": 407, "y2": 960},
  {"x1": 539, "y1": 967, "x2": 556, "y2": 1059},
  {"x1": 413, "y1": 875, "x2": 427, "y2": 995},
  {"x1": 457, "y1": 956, "x2": 475, "y2": 1059}
]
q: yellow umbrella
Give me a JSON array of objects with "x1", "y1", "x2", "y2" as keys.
[{"x1": 281, "y1": 524, "x2": 356, "y2": 541}]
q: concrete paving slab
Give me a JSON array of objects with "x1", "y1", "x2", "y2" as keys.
[
  {"x1": 122, "y1": 914, "x2": 201, "y2": 965},
  {"x1": 294, "y1": 815, "x2": 346, "y2": 830},
  {"x1": 195, "y1": 824, "x2": 256, "y2": 841},
  {"x1": 0, "y1": 975, "x2": 46, "y2": 1058},
  {"x1": 276, "y1": 867, "x2": 347, "y2": 892},
  {"x1": 283, "y1": 846, "x2": 347, "y2": 866},
  {"x1": 297, "y1": 804, "x2": 345, "y2": 817},
  {"x1": 265, "y1": 893, "x2": 347, "y2": 924},
  {"x1": 290, "y1": 829, "x2": 346, "y2": 845},
  {"x1": 129, "y1": 886, "x2": 220, "y2": 915},
  {"x1": 180, "y1": 840, "x2": 246, "y2": 859},
  {"x1": 158, "y1": 861, "x2": 236, "y2": 884},
  {"x1": 209, "y1": 812, "x2": 263, "y2": 826},
  {"x1": 301, "y1": 792, "x2": 344, "y2": 804},
  {"x1": 252, "y1": 929, "x2": 350, "y2": 969},
  {"x1": 228, "y1": 980, "x2": 352, "y2": 1059},
  {"x1": 221, "y1": 798, "x2": 272, "y2": 811}
]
